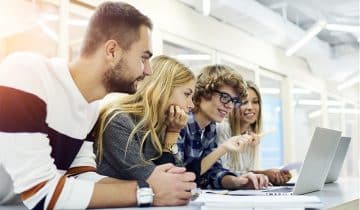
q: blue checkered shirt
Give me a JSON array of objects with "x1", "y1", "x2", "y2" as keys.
[{"x1": 177, "y1": 112, "x2": 236, "y2": 189}]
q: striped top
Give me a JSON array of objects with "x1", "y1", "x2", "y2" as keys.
[{"x1": 0, "y1": 52, "x2": 104, "y2": 209}]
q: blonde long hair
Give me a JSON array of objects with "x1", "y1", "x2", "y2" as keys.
[
  {"x1": 95, "y1": 55, "x2": 195, "y2": 161},
  {"x1": 227, "y1": 80, "x2": 262, "y2": 171}
]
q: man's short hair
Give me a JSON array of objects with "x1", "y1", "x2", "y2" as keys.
[
  {"x1": 80, "y1": 1, "x2": 153, "y2": 56},
  {"x1": 193, "y1": 65, "x2": 247, "y2": 109}
]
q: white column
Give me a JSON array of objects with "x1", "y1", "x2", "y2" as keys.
[
  {"x1": 254, "y1": 66, "x2": 261, "y2": 87},
  {"x1": 152, "y1": 28, "x2": 163, "y2": 56},
  {"x1": 281, "y1": 77, "x2": 295, "y2": 163},
  {"x1": 0, "y1": 38, "x2": 7, "y2": 60},
  {"x1": 57, "y1": 0, "x2": 70, "y2": 61},
  {"x1": 321, "y1": 88, "x2": 329, "y2": 128}
]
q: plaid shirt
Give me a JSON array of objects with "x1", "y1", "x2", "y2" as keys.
[{"x1": 177, "y1": 112, "x2": 236, "y2": 189}]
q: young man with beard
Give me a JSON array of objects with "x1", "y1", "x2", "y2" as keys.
[{"x1": 0, "y1": 2, "x2": 195, "y2": 209}]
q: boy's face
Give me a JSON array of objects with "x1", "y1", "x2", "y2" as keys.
[{"x1": 198, "y1": 85, "x2": 238, "y2": 123}]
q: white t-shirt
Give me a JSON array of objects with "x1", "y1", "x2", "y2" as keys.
[
  {"x1": 216, "y1": 120, "x2": 258, "y2": 174},
  {"x1": 0, "y1": 52, "x2": 104, "y2": 209}
]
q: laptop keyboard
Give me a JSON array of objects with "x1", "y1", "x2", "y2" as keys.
[{"x1": 265, "y1": 187, "x2": 293, "y2": 193}]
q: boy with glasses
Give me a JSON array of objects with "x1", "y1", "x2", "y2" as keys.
[{"x1": 177, "y1": 65, "x2": 270, "y2": 190}]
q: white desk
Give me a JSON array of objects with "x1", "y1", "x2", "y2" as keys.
[
  {"x1": 2, "y1": 178, "x2": 358, "y2": 210},
  {"x1": 306, "y1": 178, "x2": 359, "y2": 210}
]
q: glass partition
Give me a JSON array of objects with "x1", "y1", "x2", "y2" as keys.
[
  {"x1": 292, "y1": 85, "x2": 322, "y2": 161},
  {"x1": 259, "y1": 75, "x2": 284, "y2": 169},
  {"x1": 163, "y1": 41, "x2": 212, "y2": 75},
  {"x1": 220, "y1": 60, "x2": 255, "y2": 81}
]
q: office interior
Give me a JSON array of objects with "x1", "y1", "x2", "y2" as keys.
[{"x1": 0, "y1": 0, "x2": 359, "y2": 180}]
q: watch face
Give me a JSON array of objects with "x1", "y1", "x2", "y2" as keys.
[
  {"x1": 170, "y1": 144, "x2": 178, "y2": 154},
  {"x1": 137, "y1": 187, "x2": 153, "y2": 206}
]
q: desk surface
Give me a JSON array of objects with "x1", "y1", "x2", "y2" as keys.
[
  {"x1": 2, "y1": 177, "x2": 359, "y2": 210},
  {"x1": 306, "y1": 177, "x2": 359, "y2": 209}
]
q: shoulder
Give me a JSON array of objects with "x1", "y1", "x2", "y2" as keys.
[
  {"x1": 216, "y1": 120, "x2": 231, "y2": 132},
  {"x1": 0, "y1": 52, "x2": 49, "y2": 74},
  {"x1": 109, "y1": 112, "x2": 135, "y2": 126},
  {"x1": 0, "y1": 52, "x2": 51, "y2": 100},
  {"x1": 103, "y1": 111, "x2": 138, "y2": 134},
  {"x1": 215, "y1": 120, "x2": 231, "y2": 142}
]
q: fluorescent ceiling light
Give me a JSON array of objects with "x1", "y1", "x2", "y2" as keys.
[
  {"x1": 292, "y1": 100, "x2": 297, "y2": 107},
  {"x1": 299, "y1": 99, "x2": 321, "y2": 106},
  {"x1": 68, "y1": 19, "x2": 89, "y2": 26},
  {"x1": 286, "y1": 20, "x2": 326, "y2": 56},
  {"x1": 328, "y1": 108, "x2": 360, "y2": 114},
  {"x1": 174, "y1": 54, "x2": 211, "y2": 61},
  {"x1": 37, "y1": 20, "x2": 58, "y2": 41},
  {"x1": 293, "y1": 88, "x2": 312, "y2": 95},
  {"x1": 260, "y1": 88, "x2": 280, "y2": 95},
  {"x1": 39, "y1": 13, "x2": 88, "y2": 26},
  {"x1": 298, "y1": 99, "x2": 341, "y2": 106},
  {"x1": 337, "y1": 74, "x2": 360, "y2": 90},
  {"x1": 202, "y1": 0, "x2": 211, "y2": 16},
  {"x1": 308, "y1": 110, "x2": 322, "y2": 119},
  {"x1": 275, "y1": 106, "x2": 281, "y2": 112},
  {"x1": 325, "y1": 24, "x2": 360, "y2": 33}
]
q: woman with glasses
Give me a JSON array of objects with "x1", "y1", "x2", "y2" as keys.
[
  {"x1": 216, "y1": 80, "x2": 292, "y2": 185},
  {"x1": 177, "y1": 65, "x2": 270, "y2": 190}
]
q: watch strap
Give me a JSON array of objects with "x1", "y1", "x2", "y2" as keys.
[
  {"x1": 137, "y1": 179, "x2": 150, "y2": 188},
  {"x1": 137, "y1": 180, "x2": 152, "y2": 207}
]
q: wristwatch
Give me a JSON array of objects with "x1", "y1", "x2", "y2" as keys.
[
  {"x1": 136, "y1": 180, "x2": 154, "y2": 207},
  {"x1": 163, "y1": 143, "x2": 179, "y2": 154}
]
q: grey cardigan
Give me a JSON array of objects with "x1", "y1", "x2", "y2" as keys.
[{"x1": 95, "y1": 112, "x2": 158, "y2": 180}]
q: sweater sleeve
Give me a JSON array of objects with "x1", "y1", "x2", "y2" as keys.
[
  {"x1": 97, "y1": 113, "x2": 156, "y2": 181},
  {"x1": 0, "y1": 53, "x2": 97, "y2": 209}
]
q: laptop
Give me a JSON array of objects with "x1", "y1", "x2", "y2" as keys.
[
  {"x1": 325, "y1": 136, "x2": 351, "y2": 183},
  {"x1": 228, "y1": 127, "x2": 342, "y2": 196}
]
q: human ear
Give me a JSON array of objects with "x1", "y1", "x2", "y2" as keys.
[{"x1": 104, "y1": 40, "x2": 123, "y2": 62}]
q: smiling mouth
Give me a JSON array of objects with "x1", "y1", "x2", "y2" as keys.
[
  {"x1": 245, "y1": 113, "x2": 255, "y2": 117},
  {"x1": 218, "y1": 109, "x2": 228, "y2": 118}
]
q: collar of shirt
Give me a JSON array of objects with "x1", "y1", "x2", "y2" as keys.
[{"x1": 187, "y1": 112, "x2": 216, "y2": 136}]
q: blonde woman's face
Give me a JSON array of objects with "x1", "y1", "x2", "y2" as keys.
[
  {"x1": 239, "y1": 88, "x2": 259, "y2": 124},
  {"x1": 168, "y1": 80, "x2": 195, "y2": 113}
]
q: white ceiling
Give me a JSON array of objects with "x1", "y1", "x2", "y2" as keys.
[
  {"x1": 179, "y1": 0, "x2": 359, "y2": 89},
  {"x1": 0, "y1": 0, "x2": 358, "y2": 96}
]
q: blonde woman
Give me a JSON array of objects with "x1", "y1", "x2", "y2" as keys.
[
  {"x1": 216, "y1": 81, "x2": 291, "y2": 185},
  {"x1": 94, "y1": 55, "x2": 196, "y2": 191}
]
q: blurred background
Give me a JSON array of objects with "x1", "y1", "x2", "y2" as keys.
[{"x1": 0, "y1": 0, "x2": 358, "y2": 177}]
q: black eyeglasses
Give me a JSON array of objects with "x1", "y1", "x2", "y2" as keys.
[{"x1": 213, "y1": 90, "x2": 241, "y2": 107}]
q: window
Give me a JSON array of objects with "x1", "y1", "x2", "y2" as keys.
[
  {"x1": 163, "y1": 41, "x2": 212, "y2": 75},
  {"x1": 292, "y1": 85, "x2": 322, "y2": 161},
  {"x1": 259, "y1": 75, "x2": 284, "y2": 169}
]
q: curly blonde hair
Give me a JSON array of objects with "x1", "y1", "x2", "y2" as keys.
[{"x1": 192, "y1": 64, "x2": 247, "y2": 112}]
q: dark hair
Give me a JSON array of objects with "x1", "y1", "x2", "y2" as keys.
[
  {"x1": 80, "y1": 1, "x2": 153, "y2": 56},
  {"x1": 193, "y1": 65, "x2": 247, "y2": 111}
]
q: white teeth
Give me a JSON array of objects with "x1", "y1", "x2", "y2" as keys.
[{"x1": 219, "y1": 110, "x2": 227, "y2": 115}]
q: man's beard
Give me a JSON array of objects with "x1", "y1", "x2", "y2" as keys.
[{"x1": 103, "y1": 58, "x2": 143, "y2": 94}]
